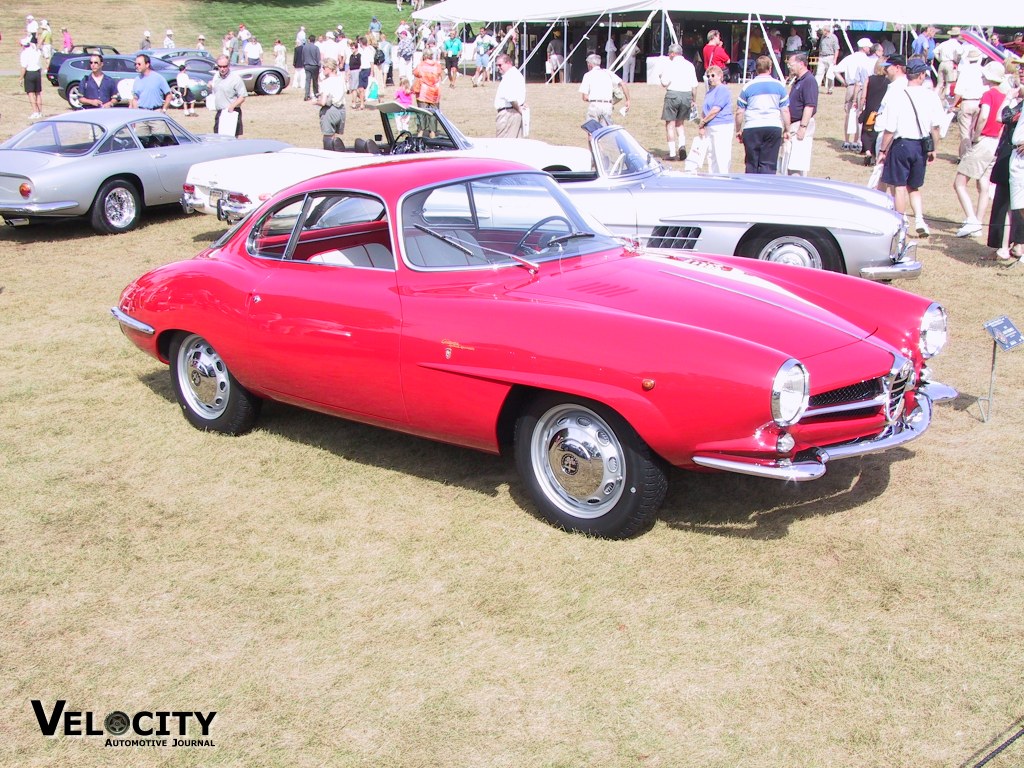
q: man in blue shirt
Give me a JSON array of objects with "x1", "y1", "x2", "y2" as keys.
[
  {"x1": 735, "y1": 56, "x2": 790, "y2": 174},
  {"x1": 78, "y1": 54, "x2": 119, "y2": 108},
  {"x1": 911, "y1": 25, "x2": 937, "y2": 63},
  {"x1": 130, "y1": 54, "x2": 171, "y2": 111}
]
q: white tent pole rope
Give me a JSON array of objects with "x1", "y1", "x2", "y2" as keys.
[{"x1": 609, "y1": 9, "x2": 658, "y2": 74}]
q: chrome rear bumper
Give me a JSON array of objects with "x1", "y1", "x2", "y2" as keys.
[
  {"x1": 691, "y1": 381, "x2": 956, "y2": 481},
  {"x1": 860, "y1": 242, "x2": 921, "y2": 281}
]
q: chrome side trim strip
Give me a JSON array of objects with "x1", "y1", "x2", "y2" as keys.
[
  {"x1": 691, "y1": 455, "x2": 826, "y2": 481},
  {"x1": 110, "y1": 307, "x2": 155, "y2": 336}
]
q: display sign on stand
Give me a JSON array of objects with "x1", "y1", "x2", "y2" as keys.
[{"x1": 978, "y1": 315, "x2": 1021, "y2": 422}]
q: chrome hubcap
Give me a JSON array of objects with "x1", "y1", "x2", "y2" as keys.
[
  {"x1": 177, "y1": 335, "x2": 230, "y2": 419},
  {"x1": 104, "y1": 188, "x2": 136, "y2": 228},
  {"x1": 758, "y1": 236, "x2": 822, "y2": 270},
  {"x1": 262, "y1": 74, "x2": 283, "y2": 94},
  {"x1": 531, "y1": 404, "x2": 625, "y2": 519}
]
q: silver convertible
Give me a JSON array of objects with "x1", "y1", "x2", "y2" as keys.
[
  {"x1": 0, "y1": 109, "x2": 287, "y2": 234},
  {"x1": 555, "y1": 120, "x2": 919, "y2": 281}
]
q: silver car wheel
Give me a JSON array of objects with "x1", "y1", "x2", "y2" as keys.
[
  {"x1": 168, "y1": 85, "x2": 185, "y2": 109},
  {"x1": 757, "y1": 235, "x2": 823, "y2": 270},
  {"x1": 530, "y1": 403, "x2": 626, "y2": 519},
  {"x1": 256, "y1": 71, "x2": 284, "y2": 95},
  {"x1": 68, "y1": 83, "x2": 83, "y2": 110},
  {"x1": 104, "y1": 187, "x2": 137, "y2": 229},
  {"x1": 176, "y1": 334, "x2": 231, "y2": 420}
]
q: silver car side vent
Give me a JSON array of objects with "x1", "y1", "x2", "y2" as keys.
[{"x1": 647, "y1": 225, "x2": 701, "y2": 250}]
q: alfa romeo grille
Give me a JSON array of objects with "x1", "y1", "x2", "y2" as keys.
[
  {"x1": 805, "y1": 356, "x2": 915, "y2": 422},
  {"x1": 647, "y1": 225, "x2": 701, "y2": 249}
]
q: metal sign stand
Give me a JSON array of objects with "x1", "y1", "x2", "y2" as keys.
[{"x1": 978, "y1": 315, "x2": 1022, "y2": 423}]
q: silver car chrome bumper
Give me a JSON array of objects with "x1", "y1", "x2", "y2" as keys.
[
  {"x1": 859, "y1": 242, "x2": 921, "y2": 281},
  {"x1": 859, "y1": 258, "x2": 923, "y2": 281},
  {"x1": 216, "y1": 197, "x2": 248, "y2": 224},
  {"x1": 180, "y1": 192, "x2": 198, "y2": 215},
  {"x1": 691, "y1": 381, "x2": 956, "y2": 482},
  {"x1": 0, "y1": 200, "x2": 80, "y2": 216},
  {"x1": 110, "y1": 307, "x2": 155, "y2": 336}
]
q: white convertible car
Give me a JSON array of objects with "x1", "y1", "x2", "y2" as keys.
[
  {"x1": 181, "y1": 103, "x2": 919, "y2": 280},
  {"x1": 181, "y1": 102, "x2": 591, "y2": 220}
]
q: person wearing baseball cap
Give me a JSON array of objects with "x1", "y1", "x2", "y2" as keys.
[{"x1": 876, "y1": 56, "x2": 944, "y2": 237}]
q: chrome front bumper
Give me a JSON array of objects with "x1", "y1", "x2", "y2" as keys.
[
  {"x1": 859, "y1": 241, "x2": 921, "y2": 281},
  {"x1": 691, "y1": 380, "x2": 957, "y2": 482}
]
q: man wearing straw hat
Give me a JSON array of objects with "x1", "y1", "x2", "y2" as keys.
[{"x1": 934, "y1": 27, "x2": 963, "y2": 98}]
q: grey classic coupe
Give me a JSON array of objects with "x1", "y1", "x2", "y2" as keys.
[
  {"x1": 0, "y1": 109, "x2": 287, "y2": 234},
  {"x1": 553, "y1": 120, "x2": 919, "y2": 281}
]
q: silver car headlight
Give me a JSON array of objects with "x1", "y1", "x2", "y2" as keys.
[
  {"x1": 771, "y1": 359, "x2": 809, "y2": 426},
  {"x1": 919, "y1": 303, "x2": 948, "y2": 359}
]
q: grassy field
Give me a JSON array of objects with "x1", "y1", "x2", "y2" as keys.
[{"x1": 2, "y1": 3, "x2": 1024, "y2": 767}]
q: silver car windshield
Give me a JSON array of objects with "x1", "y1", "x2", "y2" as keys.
[
  {"x1": 593, "y1": 128, "x2": 659, "y2": 178},
  {"x1": 1, "y1": 121, "x2": 106, "y2": 156},
  {"x1": 401, "y1": 172, "x2": 617, "y2": 270}
]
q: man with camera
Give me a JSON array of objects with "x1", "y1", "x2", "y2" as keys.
[{"x1": 876, "y1": 57, "x2": 943, "y2": 237}]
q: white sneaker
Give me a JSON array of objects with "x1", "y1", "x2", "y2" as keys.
[
  {"x1": 916, "y1": 221, "x2": 930, "y2": 237},
  {"x1": 956, "y1": 220, "x2": 982, "y2": 237}
]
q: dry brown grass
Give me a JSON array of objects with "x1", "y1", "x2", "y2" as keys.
[{"x1": 2, "y1": 8, "x2": 1024, "y2": 765}]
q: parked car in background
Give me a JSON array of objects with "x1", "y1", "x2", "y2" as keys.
[
  {"x1": 144, "y1": 47, "x2": 215, "y2": 62},
  {"x1": 555, "y1": 120, "x2": 920, "y2": 281},
  {"x1": 56, "y1": 54, "x2": 212, "y2": 110},
  {"x1": 46, "y1": 44, "x2": 120, "y2": 86},
  {"x1": 180, "y1": 101, "x2": 590, "y2": 221},
  {"x1": 0, "y1": 109, "x2": 287, "y2": 234},
  {"x1": 115, "y1": 156, "x2": 955, "y2": 538},
  {"x1": 162, "y1": 54, "x2": 290, "y2": 96}
]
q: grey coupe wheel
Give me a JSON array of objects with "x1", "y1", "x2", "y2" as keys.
[
  {"x1": 168, "y1": 85, "x2": 185, "y2": 109},
  {"x1": 90, "y1": 179, "x2": 140, "y2": 234},
  {"x1": 514, "y1": 394, "x2": 667, "y2": 538},
  {"x1": 169, "y1": 333, "x2": 260, "y2": 435},
  {"x1": 740, "y1": 228, "x2": 843, "y2": 273},
  {"x1": 256, "y1": 71, "x2": 284, "y2": 96},
  {"x1": 67, "y1": 82, "x2": 83, "y2": 110}
]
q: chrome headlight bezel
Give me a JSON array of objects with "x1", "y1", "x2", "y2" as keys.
[
  {"x1": 771, "y1": 359, "x2": 809, "y2": 427},
  {"x1": 919, "y1": 302, "x2": 948, "y2": 359}
]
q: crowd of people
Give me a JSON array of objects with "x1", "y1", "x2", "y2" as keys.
[{"x1": 9, "y1": 10, "x2": 1024, "y2": 263}]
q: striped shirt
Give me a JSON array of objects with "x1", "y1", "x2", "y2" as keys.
[{"x1": 737, "y1": 75, "x2": 789, "y2": 129}]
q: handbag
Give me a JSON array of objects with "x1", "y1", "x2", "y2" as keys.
[
  {"x1": 217, "y1": 110, "x2": 238, "y2": 136},
  {"x1": 683, "y1": 135, "x2": 709, "y2": 172},
  {"x1": 906, "y1": 91, "x2": 934, "y2": 153}
]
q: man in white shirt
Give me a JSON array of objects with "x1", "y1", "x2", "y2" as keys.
[
  {"x1": 876, "y1": 59, "x2": 943, "y2": 236},
  {"x1": 658, "y1": 43, "x2": 698, "y2": 161},
  {"x1": 934, "y1": 27, "x2": 963, "y2": 99},
  {"x1": 836, "y1": 38, "x2": 872, "y2": 149},
  {"x1": 20, "y1": 38, "x2": 44, "y2": 118},
  {"x1": 163, "y1": 29, "x2": 174, "y2": 48},
  {"x1": 494, "y1": 54, "x2": 526, "y2": 138},
  {"x1": 580, "y1": 53, "x2": 628, "y2": 127}
]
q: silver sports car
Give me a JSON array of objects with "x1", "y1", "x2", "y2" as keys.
[
  {"x1": 555, "y1": 120, "x2": 919, "y2": 281},
  {"x1": 0, "y1": 109, "x2": 287, "y2": 234}
]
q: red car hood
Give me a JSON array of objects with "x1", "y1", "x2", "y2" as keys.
[{"x1": 511, "y1": 252, "x2": 877, "y2": 360}]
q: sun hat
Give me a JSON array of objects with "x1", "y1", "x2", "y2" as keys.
[
  {"x1": 982, "y1": 60, "x2": 1005, "y2": 83},
  {"x1": 857, "y1": 37, "x2": 872, "y2": 48},
  {"x1": 963, "y1": 46, "x2": 983, "y2": 62},
  {"x1": 948, "y1": 27, "x2": 961, "y2": 36}
]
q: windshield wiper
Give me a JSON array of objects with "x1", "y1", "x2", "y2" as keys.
[
  {"x1": 413, "y1": 224, "x2": 477, "y2": 258},
  {"x1": 546, "y1": 231, "x2": 596, "y2": 247}
]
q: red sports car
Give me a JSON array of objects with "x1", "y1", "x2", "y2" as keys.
[{"x1": 112, "y1": 157, "x2": 956, "y2": 538}]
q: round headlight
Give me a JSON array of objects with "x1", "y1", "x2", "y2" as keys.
[
  {"x1": 771, "y1": 359, "x2": 809, "y2": 426},
  {"x1": 919, "y1": 303, "x2": 948, "y2": 359}
]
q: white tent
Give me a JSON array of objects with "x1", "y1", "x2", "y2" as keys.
[{"x1": 414, "y1": 0, "x2": 1024, "y2": 27}]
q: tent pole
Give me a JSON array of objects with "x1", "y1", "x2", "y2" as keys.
[{"x1": 743, "y1": 13, "x2": 752, "y2": 83}]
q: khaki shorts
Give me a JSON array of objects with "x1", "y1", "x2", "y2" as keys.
[{"x1": 957, "y1": 135, "x2": 998, "y2": 180}]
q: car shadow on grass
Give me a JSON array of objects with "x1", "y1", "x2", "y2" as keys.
[{"x1": 140, "y1": 368, "x2": 917, "y2": 539}]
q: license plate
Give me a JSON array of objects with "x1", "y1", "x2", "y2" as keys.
[{"x1": 209, "y1": 189, "x2": 223, "y2": 206}]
